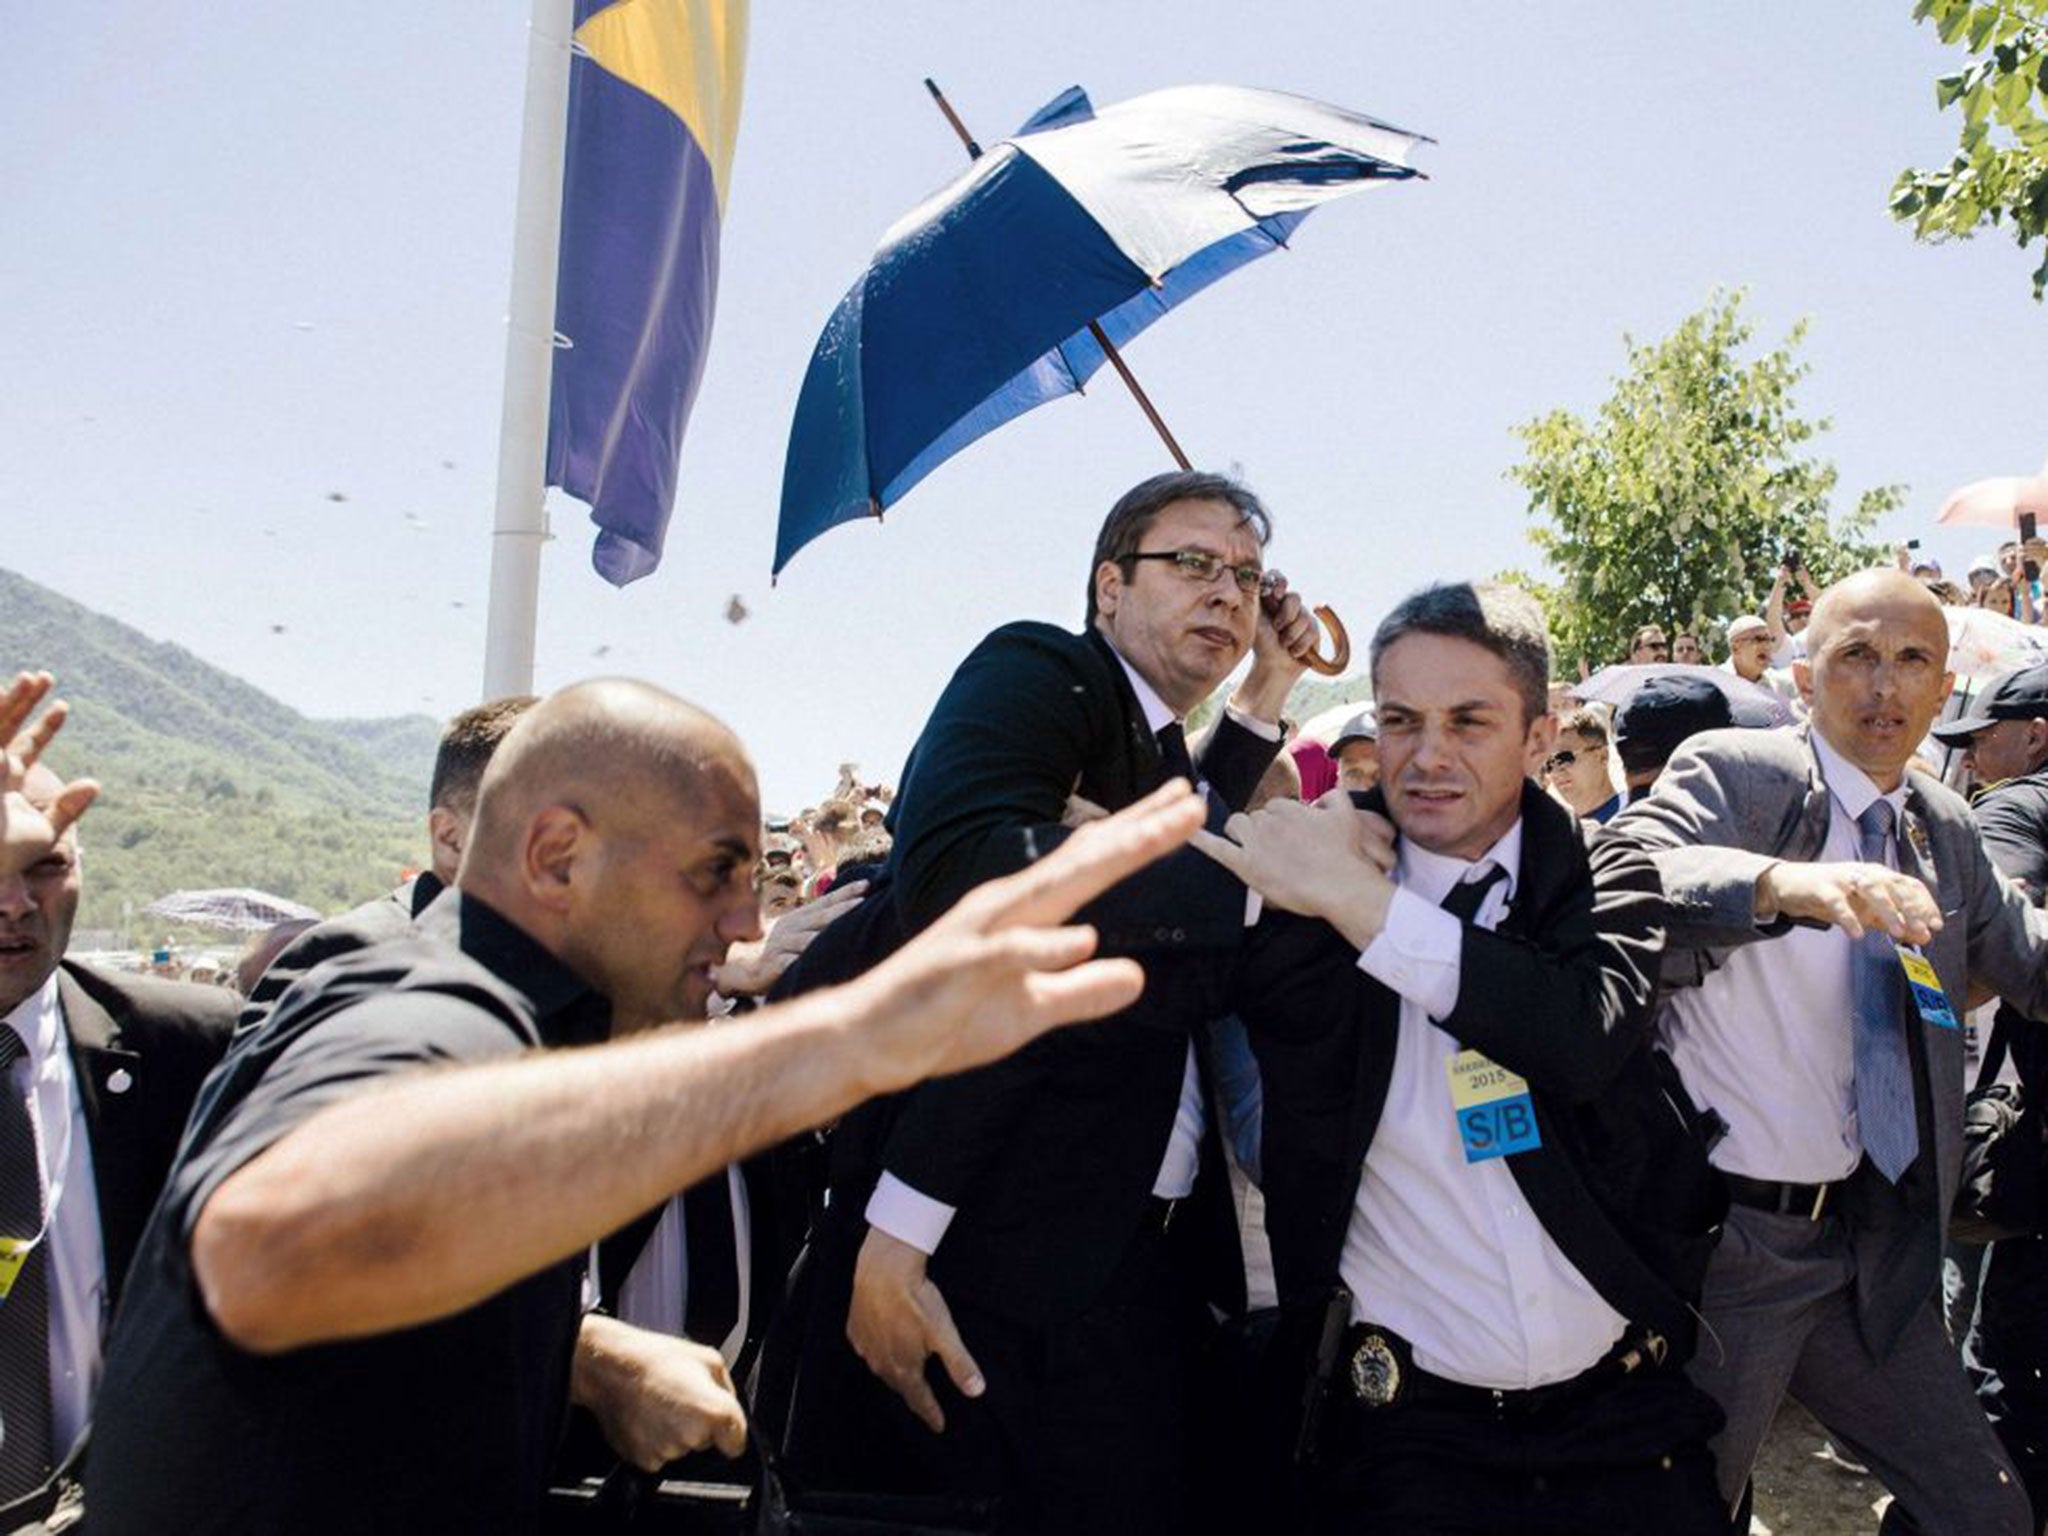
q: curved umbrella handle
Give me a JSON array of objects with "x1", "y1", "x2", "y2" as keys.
[{"x1": 1303, "y1": 604, "x2": 1351, "y2": 676}]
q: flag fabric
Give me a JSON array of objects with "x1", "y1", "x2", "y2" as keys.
[{"x1": 545, "y1": 0, "x2": 746, "y2": 586}]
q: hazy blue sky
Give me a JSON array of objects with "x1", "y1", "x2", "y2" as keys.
[{"x1": 7, "y1": 4, "x2": 2046, "y2": 811}]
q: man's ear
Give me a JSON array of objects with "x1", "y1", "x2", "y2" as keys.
[
  {"x1": 427, "y1": 806, "x2": 465, "y2": 878},
  {"x1": 1524, "y1": 710, "x2": 1559, "y2": 776},
  {"x1": 522, "y1": 804, "x2": 589, "y2": 912},
  {"x1": 1093, "y1": 560, "x2": 1124, "y2": 623},
  {"x1": 1792, "y1": 659, "x2": 1814, "y2": 706}
]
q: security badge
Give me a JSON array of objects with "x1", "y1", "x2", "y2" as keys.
[
  {"x1": 1896, "y1": 946, "x2": 1959, "y2": 1032},
  {"x1": 1446, "y1": 1048, "x2": 1542, "y2": 1163},
  {"x1": 1348, "y1": 1331, "x2": 1403, "y2": 1407},
  {"x1": 0, "y1": 1234, "x2": 29, "y2": 1302}
]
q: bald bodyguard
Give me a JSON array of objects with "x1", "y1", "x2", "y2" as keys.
[{"x1": 86, "y1": 679, "x2": 1205, "y2": 1534}]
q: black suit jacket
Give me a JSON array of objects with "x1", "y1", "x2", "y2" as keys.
[
  {"x1": 1234, "y1": 785, "x2": 1723, "y2": 1365},
  {"x1": 799, "y1": 621, "x2": 1275, "y2": 1325},
  {"x1": 54, "y1": 960, "x2": 237, "y2": 1316},
  {"x1": 234, "y1": 874, "x2": 441, "y2": 1039}
]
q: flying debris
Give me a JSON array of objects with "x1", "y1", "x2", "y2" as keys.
[
  {"x1": 725, "y1": 595, "x2": 749, "y2": 625},
  {"x1": 440, "y1": 460, "x2": 456, "y2": 470},
  {"x1": 592, "y1": 644, "x2": 612, "y2": 659},
  {"x1": 269, "y1": 624, "x2": 287, "y2": 635},
  {"x1": 326, "y1": 491, "x2": 347, "y2": 503}
]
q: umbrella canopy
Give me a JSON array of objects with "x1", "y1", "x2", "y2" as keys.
[
  {"x1": 1936, "y1": 457, "x2": 2048, "y2": 529},
  {"x1": 1944, "y1": 603, "x2": 2048, "y2": 680},
  {"x1": 143, "y1": 887, "x2": 322, "y2": 935},
  {"x1": 1571, "y1": 663, "x2": 1796, "y2": 729},
  {"x1": 773, "y1": 84, "x2": 1431, "y2": 575}
]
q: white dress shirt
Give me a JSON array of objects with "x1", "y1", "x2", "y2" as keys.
[
  {"x1": 583, "y1": 1165, "x2": 752, "y2": 1370},
  {"x1": 1658, "y1": 729, "x2": 1908, "y2": 1182},
  {"x1": 1342, "y1": 823, "x2": 1628, "y2": 1390},
  {"x1": 866, "y1": 641, "x2": 1280, "y2": 1253},
  {"x1": 5, "y1": 974, "x2": 106, "y2": 1460}
]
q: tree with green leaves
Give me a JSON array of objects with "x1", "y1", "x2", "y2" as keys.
[
  {"x1": 1892, "y1": 0, "x2": 2048, "y2": 300},
  {"x1": 1510, "y1": 291, "x2": 1897, "y2": 674}
]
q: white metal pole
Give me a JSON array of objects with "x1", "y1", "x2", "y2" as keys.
[{"x1": 482, "y1": 0, "x2": 576, "y2": 700}]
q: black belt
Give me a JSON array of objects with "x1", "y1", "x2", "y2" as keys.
[
  {"x1": 1724, "y1": 1170, "x2": 1848, "y2": 1220},
  {"x1": 1335, "y1": 1322, "x2": 1668, "y2": 1420}
]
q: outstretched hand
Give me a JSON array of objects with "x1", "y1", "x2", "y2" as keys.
[
  {"x1": 1192, "y1": 796, "x2": 1398, "y2": 948},
  {"x1": 1757, "y1": 860, "x2": 1940, "y2": 945},
  {"x1": 846, "y1": 779, "x2": 1204, "y2": 1096},
  {"x1": 3, "y1": 671, "x2": 98, "y2": 876},
  {"x1": 713, "y1": 878, "x2": 869, "y2": 999}
]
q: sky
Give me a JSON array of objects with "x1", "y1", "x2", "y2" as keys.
[{"x1": 6, "y1": 3, "x2": 2047, "y2": 813}]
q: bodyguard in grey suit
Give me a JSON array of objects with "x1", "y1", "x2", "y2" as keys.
[{"x1": 1598, "y1": 570, "x2": 2048, "y2": 1532}]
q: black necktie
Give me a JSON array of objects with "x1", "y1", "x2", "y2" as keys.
[
  {"x1": 683, "y1": 1176, "x2": 740, "y2": 1350},
  {"x1": 0, "y1": 1025, "x2": 54, "y2": 1503},
  {"x1": 1441, "y1": 863, "x2": 1508, "y2": 924},
  {"x1": 1155, "y1": 721, "x2": 1195, "y2": 785}
]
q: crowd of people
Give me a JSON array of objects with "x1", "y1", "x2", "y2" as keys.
[{"x1": 9, "y1": 469, "x2": 2048, "y2": 1535}]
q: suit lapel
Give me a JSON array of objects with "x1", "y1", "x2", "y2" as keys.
[
  {"x1": 55, "y1": 967, "x2": 149, "y2": 1303},
  {"x1": 1084, "y1": 628, "x2": 1167, "y2": 802}
]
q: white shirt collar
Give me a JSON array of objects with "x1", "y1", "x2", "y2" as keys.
[
  {"x1": 1396, "y1": 818, "x2": 1525, "y2": 910},
  {"x1": 2, "y1": 971, "x2": 63, "y2": 1076},
  {"x1": 1809, "y1": 727, "x2": 1909, "y2": 826},
  {"x1": 1104, "y1": 637, "x2": 1179, "y2": 735}
]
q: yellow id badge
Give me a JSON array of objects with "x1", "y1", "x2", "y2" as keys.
[
  {"x1": 0, "y1": 1234, "x2": 30, "y2": 1302},
  {"x1": 1446, "y1": 1049, "x2": 1542, "y2": 1163},
  {"x1": 1896, "y1": 946, "x2": 1960, "y2": 1031}
]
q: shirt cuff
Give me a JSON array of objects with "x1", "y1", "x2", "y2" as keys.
[
  {"x1": 1357, "y1": 886, "x2": 1464, "y2": 1018},
  {"x1": 866, "y1": 1173, "x2": 956, "y2": 1256},
  {"x1": 1223, "y1": 703, "x2": 1283, "y2": 741},
  {"x1": 1244, "y1": 889, "x2": 1263, "y2": 927}
]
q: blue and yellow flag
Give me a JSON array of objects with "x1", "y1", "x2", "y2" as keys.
[{"x1": 545, "y1": 0, "x2": 746, "y2": 586}]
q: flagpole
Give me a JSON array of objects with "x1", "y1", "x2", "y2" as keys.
[{"x1": 482, "y1": 0, "x2": 576, "y2": 700}]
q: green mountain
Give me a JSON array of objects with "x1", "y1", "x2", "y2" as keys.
[{"x1": 2, "y1": 566, "x2": 432, "y2": 942}]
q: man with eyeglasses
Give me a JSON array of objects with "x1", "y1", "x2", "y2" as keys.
[
  {"x1": 769, "y1": 470, "x2": 1319, "y2": 1533},
  {"x1": 1628, "y1": 625, "x2": 1672, "y2": 665}
]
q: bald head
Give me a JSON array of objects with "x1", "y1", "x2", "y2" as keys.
[
  {"x1": 466, "y1": 680, "x2": 755, "y2": 876},
  {"x1": 1806, "y1": 569, "x2": 1950, "y2": 666},
  {"x1": 1798, "y1": 568, "x2": 1955, "y2": 790},
  {"x1": 458, "y1": 680, "x2": 764, "y2": 1028}
]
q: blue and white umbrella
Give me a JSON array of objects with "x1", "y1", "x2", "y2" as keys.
[{"x1": 773, "y1": 83, "x2": 1431, "y2": 576}]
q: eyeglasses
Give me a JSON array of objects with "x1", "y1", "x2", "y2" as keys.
[{"x1": 1124, "y1": 548, "x2": 1265, "y2": 594}]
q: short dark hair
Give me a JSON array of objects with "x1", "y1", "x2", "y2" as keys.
[
  {"x1": 1084, "y1": 470, "x2": 1272, "y2": 624},
  {"x1": 1370, "y1": 582, "x2": 1551, "y2": 723},
  {"x1": 1556, "y1": 705, "x2": 1609, "y2": 746},
  {"x1": 430, "y1": 695, "x2": 538, "y2": 814}
]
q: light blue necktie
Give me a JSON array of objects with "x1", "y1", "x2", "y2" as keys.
[{"x1": 1852, "y1": 799, "x2": 1920, "y2": 1182}]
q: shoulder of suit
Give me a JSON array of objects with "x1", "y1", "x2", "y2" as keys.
[
  {"x1": 59, "y1": 958, "x2": 239, "y2": 1038},
  {"x1": 1905, "y1": 761, "x2": 1972, "y2": 822}
]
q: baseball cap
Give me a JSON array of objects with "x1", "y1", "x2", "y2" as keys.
[
  {"x1": 1932, "y1": 662, "x2": 2048, "y2": 742},
  {"x1": 1969, "y1": 553, "x2": 2001, "y2": 580},
  {"x1": 1331, "y1": 708, "x2": 1377, "y2": 750},
  {"x1": 1613, "y1": 675, "x2": 1735, "y2": 774},
  {"x1": 1727, "y1": 615, "x2": 1770, "y2": 641}
]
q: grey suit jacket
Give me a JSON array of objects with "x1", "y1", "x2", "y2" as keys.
[{"x1": 1594, "y1": 724, "x2": 2048, "y2": 1353}]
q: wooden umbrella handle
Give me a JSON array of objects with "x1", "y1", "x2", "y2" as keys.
[{"x1": 1305, "y1": 604, "x2": 1351, "y2": 676}]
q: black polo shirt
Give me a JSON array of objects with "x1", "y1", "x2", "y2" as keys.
[
  {"x1": 87, "y1": 892, "x2": 610, "y2": 1535},
  {"x1": 1976, "y1": 766, "x2": 2048, "y2": 902}
]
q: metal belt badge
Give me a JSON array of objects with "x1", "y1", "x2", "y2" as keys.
[
  {"x1": 1446, "y1": 1048, "x2": 1542, "y2": 1162},
  {"x1": 1896, "y1": 945, "x2": 1959, "y2": 1031},
  {"x1": 1348, "y1": 1331, "x2": 1403, "y2": 1407}
]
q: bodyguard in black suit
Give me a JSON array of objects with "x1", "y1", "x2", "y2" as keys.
[
  {"x1": 1198, "y1": 582, "x2": 1728, "y2": 1535},
  {"x1": 773, "y1": 471, "x2": 1318, "y2": 1534},
  {"x1": 2, "y1": 759, "x2": 235, "y2": 1527}
]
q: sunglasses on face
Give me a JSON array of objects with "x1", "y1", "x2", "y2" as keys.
[
  {"x1": 1544, "y1": 748, "x2": 1595, "y2": 774},
  {"x1": 1125, "y1": 548, "x2": 1265, "y2": 594}
]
